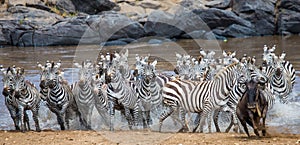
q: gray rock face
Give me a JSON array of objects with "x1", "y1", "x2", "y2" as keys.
[
  {"x1": 192, "y1": 8, "x2": 253, "y2": 29},
  {"x1": 70, "y1": 0, "x2": 116, "y2": 14},
  {"x1": 279, "y1": 0, "x2": 300, "y2": 12},
  {"x1": 144, "y1": 10, "x2": 183, "y2": 38},
  {"x1": 205, "y1": 0, "x2": 231, "y2": 9},
  {"x1": 0, "y1": 12, "x2": 145, "y2": 46},
  {"x1": 277, "y1": 9, "x2": 300, "y2": 34},
  {"x1": 232, "y1": 0, "x2": 275, "y2": 35},
  {"x1": 218, "y1": 24, "x2": 257, "y2": 38}
]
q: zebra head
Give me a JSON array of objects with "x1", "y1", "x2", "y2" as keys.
[
  {"x1": 134, "y1": 54, "x2": 149, "y2": 80},
  {"x1": 222, "y1": 50, "x2": 238, "y2": 66},
  {"x1": 273, "y1": 53, "x2": 286, "y2": 77},
  {"x1": 243, "y1": 56, "x2": 268, "y2": 85},
  {"x1": 118, "y1": 49, "x2": 129, "y2": 75},
  {"x1": 174, "y1": 53, "x2": 192, "y2": 79},
  {"x1": 74, "y1": 60, "x2": 95, "y2": 88},
  {"x1": 143, "y1": 60, "x2": 157, "y2": 83},
  {"x1": 10, "y1": 67, "x2": 26, "y2": 99},
  {"x1": 0, "y1": 65, "x2": 16, "y2": 96},
  {"x1": 38, "y1": 61, "x2": 63, "y2": 89},
  {"x1": 105, "y1": 55, "x2": 119, "y2": 84},
  {"x1": 190, "y1": 57, "x2": 209, "y2": 81},
  {"x1": 262, "y1": 45, "x2": 276, "y2": 66}
]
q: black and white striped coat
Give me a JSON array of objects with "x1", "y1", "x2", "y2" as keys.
[
  {"x1": 38, "y1": 61, "x2": 83, "y2": 130},
  {"x1": 0, "y1": 66, "x2": 31, "y2": 131},
  {"x1": 9, "y1": 67, "x2": 41, "y2": 132}
]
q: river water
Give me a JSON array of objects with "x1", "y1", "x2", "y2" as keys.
[{"x1": 0, "y1": 35, "x2": 299, "y2": 133}]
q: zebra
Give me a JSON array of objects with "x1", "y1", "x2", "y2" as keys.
[
  {"x1": 133, "y1": 58, "x2": 158, "y2": 128},
  {"x1": 118, "y1": 49, "x2": 135, "y2": 81},
  {"x1": 9, "y1": 67, "x2": 41, "y2": 132},
  {"x1": 262, "y1": 49, "x2": 295, "y2": 103},
  {"x1": 105, "y1": 53, "x2": 141, "y2": 131},
  {"x1": 71, "y1": 60, "x2": 96, "y2": 129},
  {"x1": 159, "y1": 61, "x2": 268, "y2": 133},
  {"x1": 37, "y1": 61, "x2": 83, "y2": 130},
  {"x1": 0, "y1": 66, "x2": 31, "y2": 131}
]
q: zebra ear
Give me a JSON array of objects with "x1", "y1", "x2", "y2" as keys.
[
  {"x1": 200, "y1": 49, "x2": 207, "y2": 57},
  {"x1": 222, "y1": 50, "x2": 227, "y2": 57},
  {"x1": 73, "y1": 62, "x2": 81, "y2": 68},
  {"x1": 151, "y1": 59, "x2": 157, "y2": 67},
  {"x1": 231, "y1": 51, "x2": 236, "y2": 57},
  {"x1": 263, "y1": 45, "x2": 268, "y2": 52},
  {"x1": 175, "y1": 53, "x2": 182, "y2": 59},
  {"x1": 124, "y1": 49, "x2": 129, "y2": 58},
  {"x1": 280, "y1": 52, "x2": 286, "y2": 60},
  {"x1": 37, "y1": 63, "x2": 45, "y2": 70},
  {"x1": 135, "y1": 54, "x2": 140, "y2": 61},
  {"x1": 0, "y1": 65, "x2": 5, "y2": 75}
]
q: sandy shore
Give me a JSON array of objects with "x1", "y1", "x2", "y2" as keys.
[{"x1": 0, "y1": 128, "x2": 299, "y2": 145}]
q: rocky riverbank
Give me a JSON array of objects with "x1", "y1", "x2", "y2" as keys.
[{"x1": 0, "y1": 0, "x2": 299, "y2": 47}]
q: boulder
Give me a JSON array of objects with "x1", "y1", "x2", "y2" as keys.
[
  {"x1": 0, "y1": 12, "x2": 145, "y2": 46},
  {"x1": 144, "y1": 10, "x2": 183, "y2": 38},
  {"x1": 279, "y1": 0, "x2": 300, "y2": 12},
  {"x1": 6, "y1": 6, "x2": 63, "y2": 26},
  {"x1": 277, "y1": 9, "x2": 300, "y2": 34},
  {"x1": 70, "y1": 0, "x2": 116, "y2": 14},
  {"x1": 192, "y1": 8, "x2": 253, "y2": 29},
  {"x1": 205, "y1": 0, "x2": 231, "y2": 10},
  {"x1": 219, "y1": 24, "x2": 257, "y2": 38},
  {"x1": 138, "y1": 0, "x2": 161, "y2": 9},
  {"x1": 231, "y1": 0, "x2": 275, "y2": 35}
]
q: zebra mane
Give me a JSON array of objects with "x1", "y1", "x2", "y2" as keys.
[{"x1": 214, "y1": 62, "x2": 239, "y2": 79}]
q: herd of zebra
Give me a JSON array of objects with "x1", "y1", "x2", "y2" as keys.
[{"x1": 0, "y1": 44, "x2": 296, "y2": 134}]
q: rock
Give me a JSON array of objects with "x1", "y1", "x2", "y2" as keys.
[
  {"x1": 279, "y1": 0, "x2": 300, "y2": 12},
  {"x1": 277, "y1": 9, "x2": 300, "y2": 35},
  {"x1": 220, "y1": 24, "x2": 257, "y2": 38},
  {"x1": 138, "y1": 0, "x2": 161, "y2": 9},
  {"x1": 144, "y1": 10, "x2": 182, "y2": 38},
  {"x1": 101, "y1": 40, "x2": 128, "y2": 46},
  {"x1": 148, "y1": 39, "x2": 163, "y2": 44},
  {"x1": 180, "y1": 30, "x2": 206, "y2": 39},
  {"x1": 6, "y1": 6, "x2": 63, "y2": 26},
  {"x1": 205, "y1": 0, "x2": 231, "y2": 10},
  {"x1": 231, "y1": 0, "x2": 275, "y2": 35},
  {"x1": 118, "y1": 2, "x2": 146, "y2": 16},
  {"x1": 53, "y1": 0, "x2": 116, "y2": 15},
  {"x1": 0, "y1": 12, "x2": 145, "y2": 46},
  {"x1": 180, "y1": 0, "x2": 207, "y2": 10},
  {"x1": 73, "y1": 0, "x2": 116, "y2": 14},
  {"x1": 192, "y1": 8, "x2": 253, "y2": 29}
]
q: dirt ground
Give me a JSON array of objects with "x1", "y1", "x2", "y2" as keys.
[{"x1": 0, "y1": 127, "x2": 299, "y2": 145}]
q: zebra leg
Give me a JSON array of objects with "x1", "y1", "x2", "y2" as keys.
[
  {"x1": 213, "y1": 108, "x2": 221, "y2": 133},
  {"x1": 124, "y1": 108, "x2": 134, "y2": 130},
  {"x1": 32, "y1": 108, "x2": 41, "y2": 132},
  {"x1": 207, "y1": 110, "x2": 212, "y2": 133},
  {"x1": 18, "y1": 107, "x2": 25, "y2": 132},
  {"x1": 193, "y1": 111, "x2": 208, "y2": 133},
  {"x1": 178, "y1": 108, "x2": 188, "y2": 132},
  {"x1": 225, "y1": 113, "x2": 234, "y2": 133},
  {"x1": 55, "y1": 112, "x2": 66, "y2": 130},
  {"x1": 24, "y1": 111, "x2": 31, "y2": 131},
  {"x1": 8, "y1": 106, "x2": 20, "y2": 130},
  {"x1": 108, "y1": 101, "x2": 115, "y2": 131},
  {"x1": 159, "y1": 107, "x2": 175, "y2": 132},
  {"x1": 132, "y1": 104, "x2": 141, "y2": 127}
]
